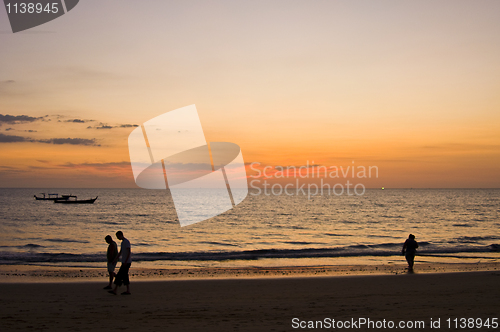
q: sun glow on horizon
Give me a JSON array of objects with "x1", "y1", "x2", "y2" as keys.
[{"x1": 1, "y1": 1, "x2": 499, "y2": 188}]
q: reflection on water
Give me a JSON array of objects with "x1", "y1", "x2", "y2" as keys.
[{"x1": 0, "y1": 188, "x2": 498, "y2": 267}]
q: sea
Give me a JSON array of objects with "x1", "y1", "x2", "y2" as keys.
[{"x1": 0, "y1": 188, "x2": 499, "y2": 269}]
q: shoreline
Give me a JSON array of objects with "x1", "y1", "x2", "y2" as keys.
[{"x1": 1, "y1": 261, "x2": 498, "y2": 282}]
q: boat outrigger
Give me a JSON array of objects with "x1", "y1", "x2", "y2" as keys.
[
  {"x1": 34, "y1": 193, "x2": 73, "y2": 201},
  {"x1": 54, "y1": 196, "x2": 98, "y2": 204}
]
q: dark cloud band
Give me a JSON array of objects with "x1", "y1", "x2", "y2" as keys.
[
  {"x1": 0, "y1": 133, "x2": 99, "y2": 146},
  {"x1": 0, "y1": 114, "x2": 43, "y2": 124}
]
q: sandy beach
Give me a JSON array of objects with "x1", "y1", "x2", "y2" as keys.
[{"x1": 1, "y1": 264, "x2": 499, "y2": 331}]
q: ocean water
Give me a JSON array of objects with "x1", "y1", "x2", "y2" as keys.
[{"x1": 0, "y1": 188, "x2": 499, "y2": 269}]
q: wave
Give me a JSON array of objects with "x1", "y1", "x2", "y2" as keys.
[
  {"x1": 324, "y1": 233, "x2": 354, "y2": 237},
  {"x1": 200, "y1": 241, "x2": 239, "y2": 247},
  {"x1": 0, "y1": 244, "x2": 45, "y2": 249},
  {"x1": 46, "y1": 239, "x2": 90, "y2": 244},
  {"x1": 0, "y1": 243, "x2": 498, "y2": 264},
  {"x1": 24, "y1": 243, "x2": 44, "y2": 248},
  {"x1": 453, "y1": 236, "x2": 500, "y2": 243}
]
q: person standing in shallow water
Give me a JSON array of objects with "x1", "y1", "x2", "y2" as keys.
[
  {"x1": 109, "y1": 231, "x2": 132, "y2": 295},
  {"x1": 402, "y1": 234, "x2": 418, "y2": 270},
  {"x1": 103, "y1": 235, "x2": 119, "y2": 290}
]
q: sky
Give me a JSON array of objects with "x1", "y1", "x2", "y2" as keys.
[{"x1": 0, "y1": 0, "x2": 499, "y2": 188}]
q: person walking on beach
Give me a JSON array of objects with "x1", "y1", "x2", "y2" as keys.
[
  {"x1": 109, "y1": 231, "x2": 132, "y2": 295},
  {"x1": 402, "y1": 234, "x2": 418, "y2": 270},
  {"x1": 104, "y1": 235, "x2": 119, "y2": 290}
]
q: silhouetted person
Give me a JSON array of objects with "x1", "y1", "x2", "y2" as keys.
[
  {"x1": 103, "y1": 235, "x2": 118, "y2": 290},
  {"x1": 109, "y1": 231, "x2": 132, "y2": 295},
  {"x1": 402, "y1": 234, "x2": 418, "y2": 270}
]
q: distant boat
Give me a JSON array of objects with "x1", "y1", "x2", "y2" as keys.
[
  {"x1": 34, "y1": 193, "x2": 73, "y2": 201},
  {"x1": 54, "y1": 196, "x2": 98, "y2": 204}
]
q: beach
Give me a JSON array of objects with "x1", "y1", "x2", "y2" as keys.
[
  {"x1": 1, "y1": 264, "x2": 499, "y2": 331},
  {"x1": 1, "y1": 189, "x2": 499, "y2": 330}
]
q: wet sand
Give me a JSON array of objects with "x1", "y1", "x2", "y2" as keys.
[{"x1": 1, "y1": 261, "x2": 499, "y2": 282}]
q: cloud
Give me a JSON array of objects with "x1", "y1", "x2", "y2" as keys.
[
  {"x1": 0, "y1": 165, "x2": 17, "y2": 169},
  {"x1": 0, "y1": 133, "x2": 99, "y2": 146},
  {"x1": 0, "y1": 133, "x2": 27, "y2": 142},
  {"x1": 420, "y1": 143, "x2": 500, "y2": 152},
  {"x1": 0, "y1": 165, "x2": 27, "y2": 173},
  {"x1": 86, "y1": 122, "x2": 114, "y2": 129},
  {"x1": 95, "y1": 125, "x2": 114, "y2": 129},
  {"x1": 25, "y1": 162, "x2": 132, "y2": 181},
  {"x1": 65, "y1": 119, "x2": 94, "y2": 123},
  {"x1": 87, "y1": 123, "x2": 139, "y2": 129},
  {"x1": 38, "y1": 138, "x2": 99, "y2": 146},
  {"x1": 5, "y1": 128, "x2": 14, "y2": 131},
  {"x1": 59, "y1": 161, "x2": 131, "y2": 169},
  {"x1": 0, "y1": 114, "x2": 43, "y2": 124}
]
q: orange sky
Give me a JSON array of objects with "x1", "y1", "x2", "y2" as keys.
[{"x1": 0, "y1": 1, "x2": 499, "y2": 188}]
